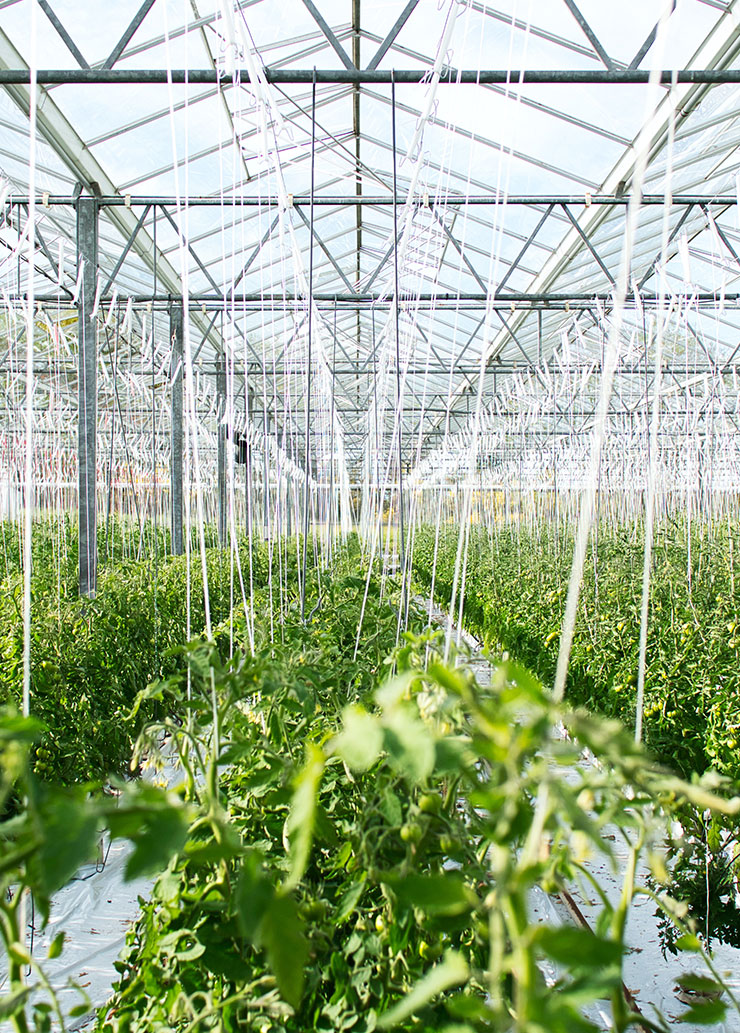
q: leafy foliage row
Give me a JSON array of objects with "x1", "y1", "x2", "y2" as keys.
[
  {"x1": 91, "y1": 584, "x2": 739, "y2": 1032},
  {"x1": 411, "y1": 519, "x2": 740, "y2": 783},
  {"x1": 0, "y1": 519, "x2": 312, "y2": 786}
]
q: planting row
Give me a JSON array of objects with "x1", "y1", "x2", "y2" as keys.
[
  {"x1": 0, "y1": 521, "x2": 318, "y2": 787},
  {"x1": 4, "y1": 556, "x2": 736, "y2": 1032},
  {"x1": 412, "y1": 520, "x2": 740, "y2": 784}
]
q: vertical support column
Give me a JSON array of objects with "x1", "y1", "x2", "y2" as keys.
[
  {"x1": 77, "y1": 195, "x2": 98, "y2": 597},
  {"x1": 216, "y1": 357, "x2": 227, "y2": 546},
  {"x1": 169, "y1": 305, "x2": 184, "y2": 555},
  {"x1": 263, "y1": 411, "x2": 270, "y2": 539}
]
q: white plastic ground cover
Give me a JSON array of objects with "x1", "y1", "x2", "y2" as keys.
[
  {"x1": 0, "y1": 750, "x2": 183, "y2": 1032},
  {"x1": 552, "y1": 804, "x2": 740, "y2": 1033},
  {"x1": 0, "y1": 837, "x2": 156, "y2": 1032},
  {"x1": 428, "y1": 600, "x2": 740, "y2": 1032}
]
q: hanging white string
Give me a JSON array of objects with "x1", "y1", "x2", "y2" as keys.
[
  {"x1": 553, "y1": 1, "x2": 675, "y2": 703},
  {"x1": 22, "y1": 0, "x2": 39, "y2": 721}
]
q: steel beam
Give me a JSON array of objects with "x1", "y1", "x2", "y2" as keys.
[
  {"x1": 8, "y1": 192, "x2": 740, "y2": 207},
  {"x1": 8, "y1": 68, "x2": 740, "y2": 84},
  {"x1": 16, "y1": 291, "x2": 740, "y2": 310},
  {"x1": 366, "y1": 0, "x2": 419, "y2": 70},
  {"x1": 102, "y1": 0, "x2": 158, "y2": 70},
  {"x1": 37, "y1": 0, "x2": 89, "y2": 68},
  {"x1": 216, "y1": 358, "x2": 227, "y2": 547},
  {"x1": 170, "y1": 305, "x2": 184, "y2": 555},
  {"x1": 77, "y1": 195, "x2": 98, "y2": 596}
]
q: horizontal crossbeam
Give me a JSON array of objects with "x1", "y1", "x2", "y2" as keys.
[
  {"x1": 9, "y1": 193, "x2": 739, "y2": 206},
  {"x1": 3, "y1": 68, "x2": 740, "y2": 85},
  {"x1": 15, "y1": 292, "x2": 740, "y2": 310}
]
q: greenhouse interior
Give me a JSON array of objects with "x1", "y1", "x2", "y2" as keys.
[{"x1": 8, "y1": 0, "x2": 740, "y2": 1030}]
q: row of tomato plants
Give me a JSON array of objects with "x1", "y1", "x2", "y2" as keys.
[
  {"x1": 0, "y1": 514, "x2": 207, "y2": 595},
  {"x1": 411, "y1": 519, "x2": 740, "y2": 949},
  {"x1": 3, "y1": 534, "x2": 739, "y2": 1031},
  {"x1": 0, "y1": 520, "x2": 318, "y2": 788},
  {"x1": 411, "y1": 519, "x2": 740, "y2": 784}
]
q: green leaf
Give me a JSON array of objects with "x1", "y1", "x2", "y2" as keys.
[
  {"x1": 108, "y1": 786, "x2": 189, "y2": 880},
  {"x1": 334, "y1": 877, "x2": 366, "y2": 924},
  {"x1": 0, "y1": 710, "x2": 45, "y2": 743},
  {"x1": 378, "y1": 950, "x2": 469, "y2": 1028},
  {"x1": 158, "y1": 929, "x2": 205, "y2": 961},
  {"x1": 27, "y1": 791, "x2": 98, "y2": 900},
  {"x1": 535, "y1": 926, "x2": 622, "y2": 969},
  {"x1": 235, "y1": 850, "x2": 273, "y2": 942},
  {"x1": 47, "y1": 931, "x2": 65, "y2": 960},
  {"x1": 333, "y1": 705, "x2": 383, "y2": 772},
  {"x1": 382, "y1": 873, "x2": 476, "y2": 916},
  {"x1": 675, "y1": 933, "x2": 702, "y2": 952},
  {"x1": 427, "y1": 663, "x2": 468, "y2": 695},
  {"x1": 0, "y1": 985, "x2": 32, "y2": 1019},
  {"x1": 261, "y1": 893, "x2": 309, "y2": 1010},
  {"x1": 379, "y1": 787, "x2": 403, "y2": 827},
  {"x1": 444, "y1": 993, "x2": 491, "y2": 1021},
  {"x1": 676, "y1": 974, "x2": 724, "y2": 994},
  {"x1": 68, "y1": 1003, "x2": 92, "y2": 1018},
  {"x1": 434, "y1": 737, "x2": 474, "y2": 775},
  {"x1": 284, "y1": 743, "x2": 324, "y2": 891},
  {"x1": 383, "y1": 709, "x2": 435, "y2": 784},
  {"x1": 375, "y1": 673, "x2": 415, "y2": 711},
  {"x1": 7, "y1": 942, "x2": 31, "y2": 966},
  {"x1": 678, "y1": 999, "x2": 727, "y2": 1025}
]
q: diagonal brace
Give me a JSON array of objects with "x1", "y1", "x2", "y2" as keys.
[
  {"x1": 366, "y1": 0, "x2": 419, "y2": 70},
  {"x1": 103, "y1": 0, "x2": 158, "y2": 70},
  {"x1": 561, "y1": 0, "x2": 614, "y2": 70},
  {"x1": 294, "y1": 204, "x2": 357, "y2": 293},
  {"x1": 102, "y1": 203, "x2": 152, "y2": 295},
  {"x1": 496, "y1": 203, "x2": 555, "y2": 294},
  {"x1": 301, "y1": 0, "x2": 356, "y2": 70},
  {"x1": 561, "y1": 203, "x2": 616, "y2": 285},
  {"x1": 431, "y1": 205, "x2": 488, "y2": 293},
  {"x1": 37, "y1": 0, "x2": 89, "y2": 68},
  {"x1": 160, "y1": 206, "x2": 222, "y2": 295}
]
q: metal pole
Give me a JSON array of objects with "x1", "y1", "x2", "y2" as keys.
[
  {"x1": 8, "y1": 192, "x2": 740, "y2": 206},
  {"x1": 301, "y1": 72, "x2": 317, "y2": 621},
  {"x1": 216, "y1": 357, "x2": 227, "y2": 546},
  {"x1": 392, "y1": 75, "x2": 407, "y2": 608},
  {"x1": 263, "y1": 412, "x2": 270, "y2": 540},
  {"x1": 15, "y1": 291, "x2": 740, "y2": 309},
  {"x1": 77, "y1": 194, "x2": 98, "y2": 596},
  {"x1": 5, "y1": 68, "x2": 740, "y2": 85},
  {"x1": 169, "y1": 304, "x2": 184, "y2": 555}
]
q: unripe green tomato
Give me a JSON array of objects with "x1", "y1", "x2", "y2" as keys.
[
  {"x1": 400, "y1": 822, "x2": 422, "y2": 844},
  {"x1": 301, "y1": 899, "x2": 328, "y2": 921},
  {"x1": 418, "y1": 940, "x2": 443, "y2": 961},
  {"x1": 440, "y1": 834, "x2": 462, "y2": 855},
  {"x1": 374, "y1": 913, "x2": 387, "y2": 934},
  {"x1": 418, "y1": 793, "x2": 442, "y2": 815}
]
